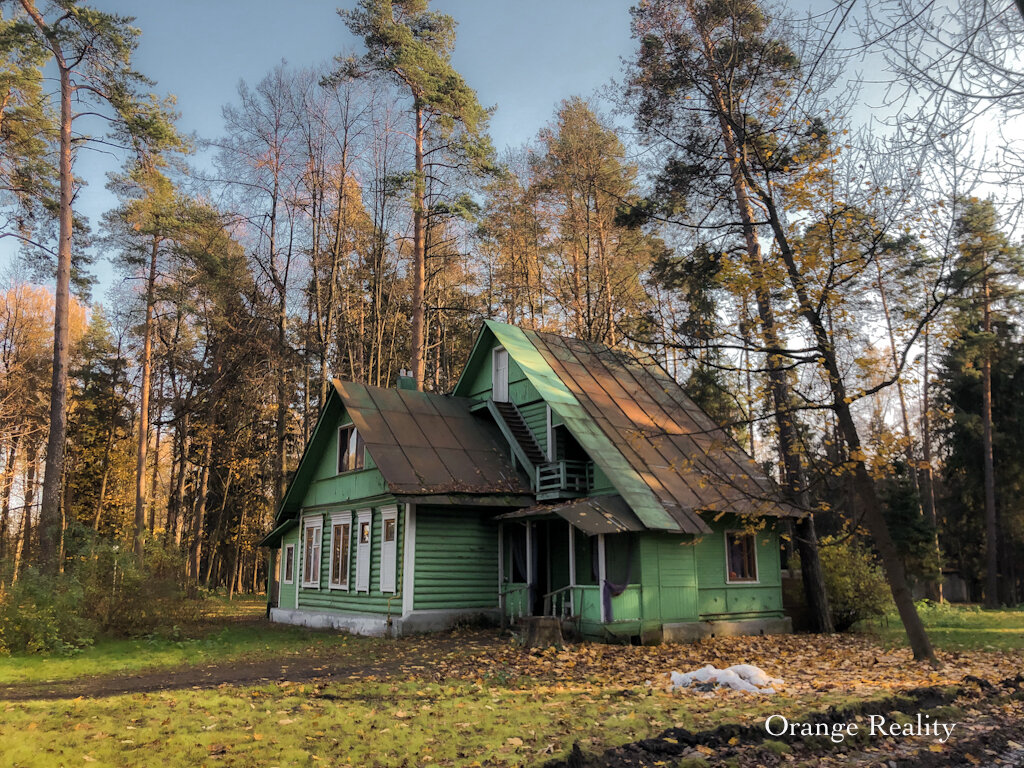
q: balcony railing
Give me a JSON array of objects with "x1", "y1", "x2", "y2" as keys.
[{"x1": 536, "y1": 459, "x2": 592, "y2": 499}]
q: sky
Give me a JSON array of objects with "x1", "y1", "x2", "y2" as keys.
[{"x1": 1, "y1": 1, "x2": 640, "y2": 300}]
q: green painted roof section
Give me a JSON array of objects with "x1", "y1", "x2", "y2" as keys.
[
  {"x1": 481, "y1": 320, "x2": 679, "y2": 532},
  {"x1": 274, "y1": 386, "x2": 346, "y2": 524}
]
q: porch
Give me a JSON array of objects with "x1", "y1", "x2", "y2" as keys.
[{"x1": 502, "y1": 581, "x2": 645, "y2": 639}]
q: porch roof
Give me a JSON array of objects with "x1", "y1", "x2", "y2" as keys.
[{"x1": 497, "y1": 494, "x2": 645, "y2": 536}]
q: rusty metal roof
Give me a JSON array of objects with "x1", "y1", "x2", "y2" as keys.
[
  {"x1": 482, "y1": 322, "x2": 681, "y2": 532},
  {"x1": 333, "y1": 380, "x2": 531, "y2": 496},
  {"x1": 521, "y1": 330, "x2": 799, "y2": 528},
  {"x1": 497, "y1": 494, "x2": 645, "y2": 536}
]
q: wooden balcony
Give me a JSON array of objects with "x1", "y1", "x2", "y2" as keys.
[{"x1": 536, "y1": 459, "x2": 592, "y2": 500}]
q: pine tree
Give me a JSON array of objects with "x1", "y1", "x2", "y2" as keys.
[
  {"x1": 340, "y1": 0, "x2": 492, "y2": 390},
  {"x1": 942, "y1": 197, "x2": 1024, "y2": 606},
  {"x1": 11, "y1": 0, "x2": 180, "y2": 573}
]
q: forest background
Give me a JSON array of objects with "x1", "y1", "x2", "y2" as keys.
[{"x1": 0, "y1": 0, "x2": 1022, "y2": 657}]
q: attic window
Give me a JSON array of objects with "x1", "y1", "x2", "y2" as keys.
[
  {"x1": 726, "y1": 531, "x2": 758, "y2": 583},
  {"x1": 337, "y1": 425, "x2": 365, "y2": 474}
]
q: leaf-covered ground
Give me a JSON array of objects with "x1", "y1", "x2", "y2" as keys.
[{"x1": 2, "y1": 621, "x2": 1023, "y2": 767}]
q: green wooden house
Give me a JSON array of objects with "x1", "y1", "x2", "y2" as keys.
[{"x1": 261, "y1": 321, "x2": 798, "y2": 642}]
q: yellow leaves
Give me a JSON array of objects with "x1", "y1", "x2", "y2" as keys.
[{"x1": 506, "y1": 736, "x2": 524, "y2": 746}]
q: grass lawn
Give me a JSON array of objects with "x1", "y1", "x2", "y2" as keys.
[
  {"x1": 0, "y1": 594, "x2": 375, "y2": 686},
  {"x1": 861, "y1": 602, "x2": 1024, "y2": 652},
  {"x1": 0, "y1": 670, "x2": 871, "y2": 767},
  {"x1": 1, "y1": 602, "x2": 1021, "y2": 767}
]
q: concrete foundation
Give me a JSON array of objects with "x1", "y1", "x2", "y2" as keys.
[
  {"x1": 268, "y1": 607, "x2": 500, "y2": 637},
  {"x1": 662, "y1": 616, "x2": 792, "y2": 644}
]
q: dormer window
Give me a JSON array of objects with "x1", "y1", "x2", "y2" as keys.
[{"x1": 337, "y1": 424, "x2": 365, "y2": 474}]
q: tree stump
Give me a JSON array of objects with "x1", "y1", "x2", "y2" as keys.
[{"x1": 520, "y1": 616, "x2": 564, "y2": 648}]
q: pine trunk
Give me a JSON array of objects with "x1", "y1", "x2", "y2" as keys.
[
  {"x1": 37, "y1": 62, "x2": 73, "y2": 575},
  {"x1": 134, "y1": 234, "x2": 159, "y2": 560},
  {"x1": 189, "y1": 434, "x2": 212, "y2": 582},
  {"x1": 0, "y1": 434, "x2": 19, "y2": 563},
  {"x1": 411, "y1": 101, "x2": 426, "y2": 390},
  {"x1": 981, "y1": 267, "x2": 999, "y2": 608}
]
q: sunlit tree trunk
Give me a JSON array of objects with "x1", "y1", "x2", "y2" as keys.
[
  {"x1": 135, "y1": 232, "x2": 160, "y2": 560},
  {"x1": 36, "y1": 57, "x2": 73, "y2": 575}
]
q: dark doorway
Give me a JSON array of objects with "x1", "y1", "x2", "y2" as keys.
[{"x1": 531, "y1": 521, "x2": 550, "y2": 616}]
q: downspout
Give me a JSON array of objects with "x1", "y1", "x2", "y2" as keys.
[{"x1": 498, "y1": 522, "x2": 506, "y2": 627}]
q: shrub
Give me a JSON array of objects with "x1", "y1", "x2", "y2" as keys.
[
  {"x1": 72, "y1": 538, "x2": 202, "y2": 636},
  {"x1": 0, "y1": 534, "x2": 204, "y2": 655},
  {"x1": 0, "y1": 569, "x2": 96, "y2": 655},
  {"x1": 818, "y1": 533, "x2": 894, "y2": 631}
]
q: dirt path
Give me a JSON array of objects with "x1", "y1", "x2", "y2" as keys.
[{"x1": 0, "y1": 628, "x2": 507, "y2": 702}]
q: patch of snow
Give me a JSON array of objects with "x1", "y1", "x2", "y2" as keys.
[{"x1": 670, "y1": 664, "x2": 783, "y2": 694}]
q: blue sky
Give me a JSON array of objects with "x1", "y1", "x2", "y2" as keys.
[
  {"x1": 2, "y1": 1, "x2": 639, "y2": 299},
  {"x1": 116, "y1": 0, "x2": 635, "y2": 150}
]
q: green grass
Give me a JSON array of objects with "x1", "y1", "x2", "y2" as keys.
[
  {"x1": 862, "y1": 602, "x2": 1024, "y2": 651},
  {"x1": 0, "y1": 623, "x2": 374, "y2": 686},
  {"x1": 0, "y1": 677, "x2": 869, "y2": 768},
  {"x1": 0, "y1": 593, "x2": 375, "y2": 686}
]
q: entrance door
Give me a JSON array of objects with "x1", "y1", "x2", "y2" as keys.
[
  {"x1": 492, "y1": 347, "x2": 509, "y2": 402},
  {"x1": 531, "y1": 521, "x2": 551, "y2": 616}
]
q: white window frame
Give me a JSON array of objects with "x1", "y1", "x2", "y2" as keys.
[
  {"x1": 379, "y1": 505, "x2": 398, "y2": 594},
  {"x1": 724, "y1": 530, "x2": 760, "y2": 585},
  {"x1": 329, "y1": 511, "x2": 353, "y2": 590},
  {"x1": 282, "y1": 543, "x2": 295, "y2": 585},
  {"x1": 492, "y1": 347, "x2": 509, "y2": 402},
  {"x1": 302, "y1": 515, "x2": 323, "y2": 589},
  {"x1": 355, "y1": 508, "x2": 372, "y2": 593}
]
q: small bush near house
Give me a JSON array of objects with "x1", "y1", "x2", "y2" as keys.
[
  {"x1": 818, "y1": 533, "x2": 893, "y2": 631},
  {"x1": 0, "y1": 535, "x2": 204, "y2": 655}
]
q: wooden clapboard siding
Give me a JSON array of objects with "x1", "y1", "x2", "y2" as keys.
[
  {"x1": 645, "y1": 533, "x2": 699, "y2": 623},
  {"x1": 414, "y1": 508, "x2": 499, "y2": 610},
  {"x1": 296, "y1": 505, "x2": 404, "y2": 616},
  {"x1": 299, "y1": 415, "x2": 389, "y2": 509},
  {"x1": 695, "y1": 519, "x2": 783, "y2": 618},
  {"x1": 277, "y1": 526, "x2": 299, "y2": 610}
]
